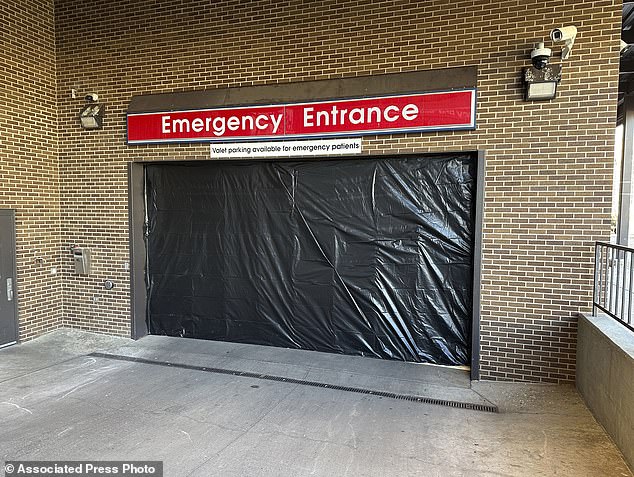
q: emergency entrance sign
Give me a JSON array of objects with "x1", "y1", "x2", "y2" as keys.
[{"x1": 127, "y1": 89, "x2": 476, "y2": 144}]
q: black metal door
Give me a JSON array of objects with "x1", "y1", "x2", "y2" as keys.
[{"x1": 0, "y1": 210, "x2": 18, "y2": 347}]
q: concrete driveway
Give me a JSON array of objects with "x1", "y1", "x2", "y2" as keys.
[{"x1": 0, "y1": 329, "x2": 631, "y2": 477}]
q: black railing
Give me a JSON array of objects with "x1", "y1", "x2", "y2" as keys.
[{"x1": 594, "y1": 242, "x2": 634, "y2": 331}]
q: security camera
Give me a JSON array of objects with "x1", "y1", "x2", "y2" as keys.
[
  {"x1": 530, "y1": 42, "x2": 551, "y2": 70},
  {"x1": 550, "y1": 26, "x2": 577, "y2": 43},
  {"x1": 85, "y1": 93, "x2": 99, "y2": 102},
  {"x1": 550, "y1": 26, "x2": 578, "y2": 59}
]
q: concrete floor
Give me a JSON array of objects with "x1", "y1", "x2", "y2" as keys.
[{"x1": 0, "y1": 329, "x2": 631, "y2": 477}]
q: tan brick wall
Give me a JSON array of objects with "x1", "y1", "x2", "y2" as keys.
[
  {"x1": 0, "y1": 0, "x2": 62, "y2": 339},
  {"x1": 51, "y1": 0, "x2": 620, "y2": 381}
]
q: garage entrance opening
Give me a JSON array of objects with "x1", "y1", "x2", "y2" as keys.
[{"x1": 144, "y1": 153, "x2": 477, "y2": 366}]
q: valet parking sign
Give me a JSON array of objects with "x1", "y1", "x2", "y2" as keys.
[{"x1": 127, "y1": 89, "x2": 476, "y2": 156}]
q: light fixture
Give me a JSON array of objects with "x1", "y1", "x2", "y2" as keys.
[
  {"x1": 524, "y1": 64, "x2": 562, "y2": 101},
  {"x1": 79, "y1": 94, "x2": 104, "y2": 129}
]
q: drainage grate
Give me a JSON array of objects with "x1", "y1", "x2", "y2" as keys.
[{"x1": 89, "y1": 352, "x2": 498, "y2": 413}]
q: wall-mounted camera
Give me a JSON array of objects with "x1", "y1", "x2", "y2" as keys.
[
  {"x1": 79, "y1": 94, "x2": 105, "y2": 129},
  {"x1": 550, "y1": 26, "x2": 578, "y2": 60},
  {"x1": 530, "y1": 42, "x2": 552, "y2": 70}
]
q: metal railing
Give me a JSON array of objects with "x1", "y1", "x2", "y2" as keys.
[{"x1": 594, "y1": 242, "x2": 634, "y2": 331}]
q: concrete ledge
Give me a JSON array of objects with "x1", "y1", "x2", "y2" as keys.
[{"x1": 577, "y1": 313, "x2": 634, "y2": 471}]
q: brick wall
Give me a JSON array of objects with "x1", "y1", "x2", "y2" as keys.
[
  {"x1": 0, "y1": 0, "x2": 62, "y2": 339},
  {"x1": 51, "y1": 0, "x2": 620, "y2": 382}
]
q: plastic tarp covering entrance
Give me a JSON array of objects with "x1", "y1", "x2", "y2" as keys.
[{"x1": 145, "y1": 153, "x2": 476, "y2": 365}]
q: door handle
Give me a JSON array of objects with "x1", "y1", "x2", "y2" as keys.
[{"x1": 6, "y1": 278, "x2": 13, "y2": 302}]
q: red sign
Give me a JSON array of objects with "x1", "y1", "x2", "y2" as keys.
[{"x1": 127, "y1": 90, "x2": 476, "y2": 144}]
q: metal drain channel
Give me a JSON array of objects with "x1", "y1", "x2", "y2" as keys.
[{"x1": 89, "y1": 352, "x2": 498, "y2": 413}]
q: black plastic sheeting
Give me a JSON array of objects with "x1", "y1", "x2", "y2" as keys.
[{"x1": 145, "y1": 153, "x2": 476, "y2": 365}]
